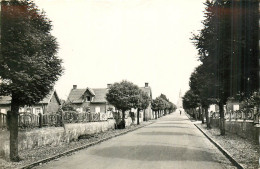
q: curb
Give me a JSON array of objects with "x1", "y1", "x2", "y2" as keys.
[
  {"x1": 20, "y1": 121, "x2": 154, "y2": 169},
  {"x1": 194, "y1": 124, "x2": 245, "y2": 169},
  {"x1": 184, "y1": 111, "x2": 192, "y2": 120}
]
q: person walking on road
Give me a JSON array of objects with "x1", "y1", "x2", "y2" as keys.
[{"x1": 180, "y1": 110, "x2": 181, "y2": 115}]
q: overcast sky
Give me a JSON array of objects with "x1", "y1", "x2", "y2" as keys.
[{"x1": 34, "y1": 0, "x2": 205, "y2": 104}]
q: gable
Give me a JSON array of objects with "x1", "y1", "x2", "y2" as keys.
[
  {"x1": 39, "y1": 91, "x2": 61, "y2": 105},
  {"x1": 67, "y1": 88, "x2": 96, "y2": 103}
]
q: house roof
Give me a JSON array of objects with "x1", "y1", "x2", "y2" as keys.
[
  {"x1": 0, "y1": 91, "x2": 61, "y2": 105},
  {"x1": 92, "y1": 88, "x2": 108, "y2": 103},
  {"x1": 67, "y1": 88, "x2": 108, "y2": 104},
  {"x1": 67, "y1": 89, "x2": 85, "y2": 103},
  {"x1": 67, "y1": 85, "x2": 152, "y2": 104},
  {"x1": 39, "y1": 90, "x2": 61, "y2": 105}
]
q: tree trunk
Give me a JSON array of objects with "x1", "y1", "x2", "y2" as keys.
[
  {"x1": 194, "y1": 108, "x2": 197, "y2": 120},
  {"x1": 143, "y1": 109, "x2": 146, "y2": 121},
  {"x1": 201, "y1": 107, "x2": 205, "y2": 124},
  {"x1": 205, "y1": 108, "x2": 211, "y2": 129},
  {"x1": 121, "y1": 110, "x2": 126, "y2": 129},
  {"x1": 39, "y1": 113, "x2": 42, "y2": 128},
  {"x1": 9, "y1": 101, "x2": 20, "y2": 161},
  {"x1": 219, "y1": 101, "x2": 225, "y2": 135},
  {"x1": 137, "y1": 109, "x2": 140, "y2": 125}
]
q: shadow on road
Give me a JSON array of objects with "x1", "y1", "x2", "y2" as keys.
[
  {"x1": 159, "y1": 119, "x2": 190, "y2": 122},
  {"x1": 136, "y1": 131, "x2": 203, "y2": 137},
  {"x1": 156, "y1": 122, "x2": 189, "y2": 125},
  {"x1": 91, "y1": 145, "x2": 216, "y2": 162},
  {"x1": 144, "y1": 126, "x2": 194, "y2": 129}
]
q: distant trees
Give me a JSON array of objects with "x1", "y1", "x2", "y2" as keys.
[
  {"x1": 106, "y1": 81, "x2": 175, "y2": 127},
  {"x1": 1, "y1": 0, "x2": 63, "y2": 161},
  {"x1": 187, "y1": 0, "x2": 259, "y2": 135},
  {"x1": 152, "y1": 94, "x2": 176, "y2": 118},
  {"x1": 136, "y1": 90, "x2": 150, "y2": 125}
]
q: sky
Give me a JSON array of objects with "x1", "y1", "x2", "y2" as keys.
[{"x1": 34, "y1": 0, "x2": 205, "y2": 104}]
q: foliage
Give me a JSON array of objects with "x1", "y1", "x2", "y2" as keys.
[
  {"x1": 106, "y1": 80, "x2": 140, "y2": 112},
  {"x1": 182, "y1": 90, "x2": 200, "y2": 110},
  {"x1": 189, "y1": 64, "x2": 213, "y2": 108},
  {"x1": 137, "y1": 90, "x2": 150, "y2": 110},
  {"x1": 1, "y1": 0, "x2": 63, "y2": 161},
  {"x1": 152, "y1": 94, "x2": 176, "y2": 113},
  {"x1": 191, "y1": 0, "x2": 259, "y2": 103},
  {"x1": 241, "y1": 91, "x2": 260, "y2": 109},
  {"x1": 190, "y1": 0, "x2": 259, "y2": 134},
  {"x1": 0, "y1": 0, "x2": 63, "y2": 106}
]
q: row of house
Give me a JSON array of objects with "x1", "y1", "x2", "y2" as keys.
[
  {"x1": 0, "y1": 91, "x2": 61, "y2": 115},
  {"x1": 0, "y1": 83, "x2": 154, "y2": 120}
]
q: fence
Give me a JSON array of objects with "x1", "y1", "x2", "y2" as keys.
[
  {"x1": 0, "y1": 111, "x2": 109, "y2": 129},
  {"x1": 210, "y1": 108, "x2": 259, "y2": 123},
  {"x1": 63, "y1": 111, "x2": 103, "y2": 123}
]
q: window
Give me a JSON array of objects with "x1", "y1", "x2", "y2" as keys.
[
  {"x1": 95, "y1": 107, "x2": 100, "y2": 113},
  {"x1": 86, "y1": 96, "x2": 91, "y2": 102},
  {"x1": 35, "y1": 108, "x2": 41, "y2": 114}
]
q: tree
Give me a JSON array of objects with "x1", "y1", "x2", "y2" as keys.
[
  {"x1": 136, "y1": 90, "x2": 150, "y2": 125},
  {"x1": 169, "y1": 102, "x2": 177, "y2": 113},
  {"x1": 189, "y1": 64, "x2": 213, "y2": 127},
  {"x1": 159, "y1": 94, "x2": 170, "y2": 115},
  {"x1": 106, "y1": 80, "x2": 140, "y2": 128},
  {"x1": 151, "y1": 99, "x2": 159, "y2": 119},
  {"x1": 1, "y1": 0, "x2": 63, "y2": 161},
  {"x1": 192, "y1": 0, "x2": 259, "y2": 135},
  {"x1": 154, "y1": 96, "x2": 167, "y2": 118},
  {"x1": 182, "y1": 90, "x2": 200, "y2": 119},
  {"x1": 151, "y1": 97, "x2": 165, "y2": 119}
]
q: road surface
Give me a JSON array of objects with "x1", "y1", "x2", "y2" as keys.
[{"x1": 37, "y1": 112, "x2": 235, "y2": 169}]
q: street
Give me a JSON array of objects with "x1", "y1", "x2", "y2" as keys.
[{"x1": 37, "y1": 112, "x2": 234, "y2": 169}]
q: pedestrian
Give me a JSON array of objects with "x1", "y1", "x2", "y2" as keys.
[{"x1": 180, "y1": 110, "x2": 181, "y2": 115}]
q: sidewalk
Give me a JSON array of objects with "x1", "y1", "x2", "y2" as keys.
[{"x1": 187, "y1": 113, "x2": 260, "y2": 169}]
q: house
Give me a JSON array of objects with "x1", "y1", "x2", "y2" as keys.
[
  {"x1": 67, "y1": 83, "x2": 153, "y2": 120},
  {"x1": 66, "y1": 85, "x2": 115, "y2": 114},
  {"x1": 140, "y1": 83, "x2": 153, "y2": 120},
  {"x1": 0, "y1": 90, "x2": 61, "y2": 115}
]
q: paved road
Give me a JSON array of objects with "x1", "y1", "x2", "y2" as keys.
[{"x1": 37, "y1": 112, "x2": 235, "y2": 169}]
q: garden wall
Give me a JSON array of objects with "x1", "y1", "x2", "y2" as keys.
[
  {"x1": 210, "y1": 118, "x2": 260, "y2": 144},
  {"x1": 0, "y1": 119, "x2": 116, "y2": 159}
]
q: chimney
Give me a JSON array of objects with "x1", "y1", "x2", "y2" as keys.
[
  {"x1": 145, "y1": 82, "x2": 149, "y2": 88},
  {"x1": 107, "y1": 84, "x2": 111, "y2": 88},
  {"x1": 73, "y1": 85, "x2": 77, "y2": 89}
]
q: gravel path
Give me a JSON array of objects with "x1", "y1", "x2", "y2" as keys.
[
  {"x1": 0, "y1": 121, "x2": 153, "y2": 169},
  {"x1": 197, "y1": 123, "x2": 260, "y2": 169}
]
